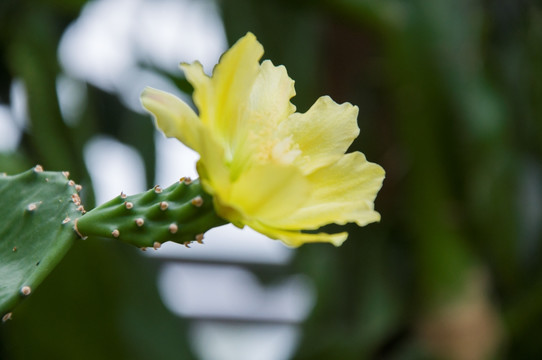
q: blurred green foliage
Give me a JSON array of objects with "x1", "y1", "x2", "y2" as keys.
[{"x1": 1, "y1": 0, "x2": 542, "y2": 359}]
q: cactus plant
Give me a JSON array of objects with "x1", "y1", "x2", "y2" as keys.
[
  {"x1": 74, "y1": 177, "x2": 227, "y2": 249},
  {"x1": 0, "y1": 167, "x2": 230, "y2": 319},
  {"x1": 0, "y1": 166, "x2": 84, "y2": 320}
]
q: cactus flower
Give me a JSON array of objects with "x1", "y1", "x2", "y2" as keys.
[{"x1": 141, "y1": 32, "x2": 384, "y2": 247}]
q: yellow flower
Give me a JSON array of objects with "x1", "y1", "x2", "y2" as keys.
[{"x1": 141, "y1": 32, "x2": 385, "y2": 247}]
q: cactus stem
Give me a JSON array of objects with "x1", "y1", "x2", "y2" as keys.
[
  {"x1": 169, "y1": 223, "x2": 178, "y2": 234},
  {"x1": 62, "y1": 217, "x2": 71, "y2": 224},
  {"x1": 2, "y1": 312, "x2": 12, "y2": 322},
  {"x1": 191, "y1": 196, "x2": 203, "y2": 207},
  {"x1": 74, "y1": 179, "x2": 227, "y2": 248},
  {"x1": 196, "y1": 233, "x2": 204, "y2": 244},
  {"x1": 73, "y1": 218, "x2": 88, "y2": 240},
  {"x1": 159, "y1": 201, "x2": 169, "y2": 211},
  {"x1": 153, "y1": 242, "x2": 161, "y2": 250},
  {"x1": 34, "y1": 165, "x2": 44, "y2": 173},
  {"x1": 20, "y1": 286, "x2": 31, "y2": 296}
]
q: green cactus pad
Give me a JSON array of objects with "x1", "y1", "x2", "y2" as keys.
[
  {"x1": 0, "y1": 166, "x2": 84, "y2": 320},
  {"x1": 75, "y1": 178, "x2": 227, "y2": 249}
]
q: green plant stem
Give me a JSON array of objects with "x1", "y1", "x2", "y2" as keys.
[{"x1": 75, "y1": 178, "x2": 227, "y2": 249}]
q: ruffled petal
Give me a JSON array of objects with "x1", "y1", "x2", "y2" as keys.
[
  {"x1": 141, "y1": 86, "x2": 231, "y2": 197},
  {"x1": 248, "y1": 60, "x2": 296, "y2": 127},
  {"x1": 280, "y1": 96, "x2": 360, "y2": 174},
  {"x1": 230, "y1": 60, "x2": 297, "y2": 177},
  {"x1": 181, "y1": 32, "x2": 263, "y2": 154},
  {"x1": 180, "y1": 61, "x2": 212, "y2": 123},
  {"x1": 248, "y1": 221, "x2": 348, "y2": 247},
  {"x1": 140, "y1": 87, "x2": 201, "y2": 151},
  {"x1": 270, "y1": 152, "x2": 385, "y2": 230},
  {"x1": 224, "y1": 163, "x2": 310, "y2": 222}
]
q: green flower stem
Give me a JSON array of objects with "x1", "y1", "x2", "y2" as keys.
[{"x1": 75, "y1": 178, "x2": 227, "y2": 249}]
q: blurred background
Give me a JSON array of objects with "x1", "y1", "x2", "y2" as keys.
[{"x1": 1, "y1": 0, "x2": 541, "y2": 359}]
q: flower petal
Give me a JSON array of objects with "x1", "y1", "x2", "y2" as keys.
[
  {"x1": 181, "y1": 32, "x2": 263, "y2": 154},
  {"x1": 230, "y1": 60, "x2": 297, "y2": 177},
  {"x1": 248, "y1": 221, "x2": 348, "y2": 247},
  {"x1": 140, "y1": 87, "x2": 202, "y2": 151},
  {"x1": 248, "y1": 60, "x2": 296, "y2": 127},
  {"x1": 280, "y1": 96, "x2": 360, "y2": 174},
  {"x1": 270, "y1": 152, "x2": 385, "y2": 230},
  {"x1": 140, "y1": 87, "x2": 232, "y2": 199},
  {"x1": 225, "y1": 163, "x2": 310, "y2": 222}
]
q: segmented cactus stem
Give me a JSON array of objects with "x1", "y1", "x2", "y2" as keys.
[{"x1": 74, "y1": 178, "x2": 227, "y2": 248}]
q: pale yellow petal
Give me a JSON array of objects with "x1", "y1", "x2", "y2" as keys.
[
  {"x1": 230, "y1": 60, "x2": 297, "y2": 177},
  {"x1": 194, "y1": 137, "x2": 231, "y2": 200},
  {"x1": 248, "y1": 221, "x2": 348, "y2": 247},
  {"x1": 225, "y1": 163, "x2": 310, "y2": 222},
  {"x1": 180, "y1": 61, "x2": 213, "y2": 123},
  {"x1": 141, "y1": 87, "x2": 231, "y2": 198},
  {"x1": 280, "y1": 96, "x2": 360, "y2": 174},
  {"x1": 182, "y1": 32, "x2": 263, "y2": 155},
  {"x1": 270, "y1": 152, "x2": 385, "y2": 230},
  {"x1": 140, "y1": 87, "x2": 201, "y2": 151},
  {"x1": 248, "y1": 60, "x2": 296, "y2": 126}
]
